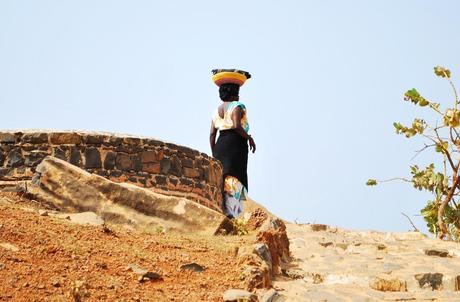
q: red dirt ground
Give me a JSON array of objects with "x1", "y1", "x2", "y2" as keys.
[{"x1": 0, "y1": 193, "x2": 248, "y2": 302}]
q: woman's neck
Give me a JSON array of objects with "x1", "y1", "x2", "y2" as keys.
[{"x1": 224, "y1": 96, "x2": 239, "y2": 102}]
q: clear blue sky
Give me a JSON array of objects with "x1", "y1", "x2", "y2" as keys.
[{"x1": 1, "y1": 1, "x2": 459, "y2": 233}]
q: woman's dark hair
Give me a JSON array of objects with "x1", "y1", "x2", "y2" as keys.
[{"x1": 219, "y1": 83, "x2": 240, "y2": 101}]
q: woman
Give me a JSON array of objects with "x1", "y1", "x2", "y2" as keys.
[{"x1": 209, "y1": 69, "x2": 256, "y2": 219}]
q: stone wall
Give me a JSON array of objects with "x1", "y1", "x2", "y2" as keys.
[{"x1": 0, "y1": 131, "x2": 223, "y2": 212}]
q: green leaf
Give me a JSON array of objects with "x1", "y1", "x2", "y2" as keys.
[
  {"x1": 366, "y1": 179, "x2": 378, "y2": 186},
  {"x1": 419, "y1": 99, "x2": 429, "y2": 107}
]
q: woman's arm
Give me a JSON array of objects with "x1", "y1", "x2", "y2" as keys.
[
  {"x1": 209, "y1": 121, "x2": 217, "y2": 152},
  {"x1": 231, "y1": 106, "x2": 256, "y2": 153}
]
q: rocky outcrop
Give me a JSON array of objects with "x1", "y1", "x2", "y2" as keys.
[
  {"x1": 28, "y1": 156, "x2": 225, "y2": 233},
  {"x1": 0, "y1": 130, "x2": 223, "y2": 211}
]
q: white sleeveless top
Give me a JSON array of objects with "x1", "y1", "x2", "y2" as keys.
[{"x1": 212, "y1": 101, "x2": 249, "y2": 133}]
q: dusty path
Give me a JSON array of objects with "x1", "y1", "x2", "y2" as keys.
[
  {"x1": 274, "y1": 223, "x2": 460, "y2": 302},
  {"x1": 0, "y1": 193, "x2": 248, "y2": 302}
]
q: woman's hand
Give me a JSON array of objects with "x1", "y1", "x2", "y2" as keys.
[{"x1": 249, "y1": 136, "x2": 256, "y2": 153}]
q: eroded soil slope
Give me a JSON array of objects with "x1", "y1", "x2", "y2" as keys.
[{"x1": 0, "y1": 193, "x2": 245, "y2": 302}]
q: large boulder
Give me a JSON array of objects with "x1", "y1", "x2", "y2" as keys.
[{"x1": 29, "y1": 156, "x2": 225, "y2": 233}]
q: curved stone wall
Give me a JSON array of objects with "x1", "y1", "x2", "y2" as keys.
[{"x1": 0, "y1": 131, "x2": 223, "y2": 212}]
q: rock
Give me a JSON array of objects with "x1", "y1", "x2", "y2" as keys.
[
  {"x1": 377, "y1": 243, "x2": 387, "y2": 250},
  {"x1": 0, "y1": 242, "x2": 19, "y2": 252},
  {"x1": 52, "y1": 279, "x2": 61, "y2": 287},
  {"x1": 336, "y1": 243, "x2": 349, "y2": 250},
  {"x1": 310, "y1": 224, "x2": 328, "y2": 231},
  {"x1": 138, "y1": 271, "x2": 162, "y2": 282},
  {"x1": 319, "y1": 242, "x2": 333, "y2": 248},
  {"x1": 6, "y1": 150, "x2": 23, "y2": 168},
  {"x1": 30, "y1": 157, "x2": 225, "y2": 233},
  {"x1": 424, "y1": 248, "x2": 449, "y2": 257},
  {"x1": 283, "y1": 268, "x2": 305, "y2": 279},
  {"x1": 24, "y1": 151, "x2": 48, "y2": 167},
  {"x1": 0, "y1": 263, "x2": 5, "y2": 270},
  {"x1": 256, "y1": 218, "x2": 290, "y2": 275},
  {"x1": 103, "y1": 152, "x2": 116, "y2": 170},
  {"x1": 38, "y1": 210, "x2": 49, "y2": 216},
  {"x1": 0, "y1": 133, "x2": 16, "y2": 143},
  {"x1": 49, "y1": 132, "x2": 82, "y2": 145},
  {"x1": 60, "y1": 212, "x2": 104, "y2": 226},
  {"x1": 69, "y1": 147, "x2": 82, "y2": 166},
  {"x1": 241, "y1": 264, "x2": 271, "y2": 290},
  {"x1": 127, "y1": 264, "x2": 162, "y2": 282},
  {"x1": 261, "y1": 289, "x2": 284, "y2": 302},
  {"x1": 302, "y1": 272, "x2": 324, "y2": 284},
  {"x1": 85, "y1": 135, "x2": 103, "y2": 144},
  {"x1": 22, "y1": 133, "x2": 48, "y2": 144},
  {"x1": 415, "y1": 273, "x2": 443, "y2": 290},
  {"x1": 253, "y1": 243, "x2": 273, "y2": 274},
  {"x1": 180, "y1": 262, "x2": 205, "y2": 272},
  {"x1": 369, "y1": 276, "x2": 407, "y2": 292},
  {"x1": 116, "y1": 153, "x2": 132, "y2": 171},
  {"x1": 214, "y1": 217, "x2": 237, "y2": 235},
  {"x1": 223, "y1": 289, "x2": 258, "y2": 302},
  {"x1": 85, "y1": 148, "x2": 101, "y2": 169},
  {"x1": 247, "y1": 208, "x2": 269, "y2": 231}
]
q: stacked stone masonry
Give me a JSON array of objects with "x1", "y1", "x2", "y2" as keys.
[{"x1": 0, "y1": 131, "x2": 223, "y2": 212}]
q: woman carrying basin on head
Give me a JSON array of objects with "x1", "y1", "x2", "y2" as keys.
[{"x1": 209, "y1": 69, "x2": 256, "y2": 219}]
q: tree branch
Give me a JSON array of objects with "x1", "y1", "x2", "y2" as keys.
[{"x1": 401, "y1": 212, "x2": 421, "y2": 233}]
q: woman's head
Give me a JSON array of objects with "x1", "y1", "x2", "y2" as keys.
[{"x1": 219, "y1": 83, "x2": 240, "y2": 101}]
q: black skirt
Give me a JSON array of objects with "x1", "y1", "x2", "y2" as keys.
[{"x1": 212, "y1": 129, "x2": 249, "y2": 190}]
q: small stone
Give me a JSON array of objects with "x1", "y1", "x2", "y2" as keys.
[
  {"x1": 39, "y1": 210, "x2": 49, "y2": 216},
  {"x1": 0, "y1": 242, "x2": 20, "y2": 252},
  {"x1": 180, "y1": 262, "x2": 205, "y2": 272},
  {"x1": 0, "y1": 263, "x2": 5, "y2": 270},
  {"x1": 138, "y1": 271, "x2": 162, "y2": 282},
  {"x1": 319, "y1": 242, "x2": 333, "y2": 248},
  {"x1": 52, "y1": 279, "x2": 60, "y2": 287},
  {"x1": 336, "y1": 243, "x2": 349, "y2": 250},
  {"x1": 22, "y1": 281, "x2": 29, "y2": 288},
  {"x1": 62, "y1": 212, "x2": 104, "y2": 226},
  {"x1": 37, "y1": 283, "x2": 45, "y2": 289},
  {"x1": 369, "y1": 276, "x2": 407, "y2": 292},
  {"x1": 424, "y1": 248, "x2": 449, "y2": 258},
  {"x1": 415, "y1": 273, "x2": 443, "y2": 290},
  {"x1": 223, "y1": 289, "x2": 257, "y2": 302},
  {"x1": 377, "y1": 244, "x2": 387, "y2": 250},
  {"x1": 310, "y1": 224, "x2": 328, "y2": 231},
  {"x1": 283, "y1": 268, "x2": 305, "y2": 279},
  {"x1": 261, "y1": 289, "x2": 284, "y2": 302},
  {"x1": 96, "y1": 262, "x2": 108, "y2": 269}
]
